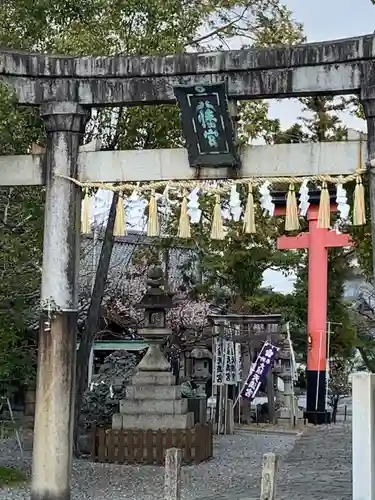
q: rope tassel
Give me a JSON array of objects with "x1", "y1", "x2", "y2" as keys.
[
  {"x1": 113, "y1": 192, "x2": 126, "y2": 236},
  {"x1": 81, "y1": 187, "x2": 90, "y2": 234},
  {"x1": 211, "y1": 194, "x2": 225, "y2": 240},
  {"x1": 243, "y1": 184, "x2": 256, "y2": 234},
  {"x1": 353, "y1": 175, "x2": 366, "y2": 226},
  {"x1": 147, "y1": 190, "x2": 160, "y2": 237},
  {"x1": 317, "y1": 182, "x2": 331, "y2": 229},
  {"x1": 178, "y1": 190, "x2": 191, "y2": 239},
  {"x1": 285, "y1": 183, "x2": 299, "y2": 231}
]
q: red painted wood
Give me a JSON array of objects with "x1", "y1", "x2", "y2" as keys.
[{"x1": 276, "y1": 205, "x2": 353, "y2": 371}]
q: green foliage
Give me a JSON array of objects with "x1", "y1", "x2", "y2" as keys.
[
  {"x1": 0, "y1": 185, "x2": 42, "y2": 392},
  {"x1": 0, "y1": 85, "x2": 43, "y2": 155},
  {"x1": 0, "y1": 466, "x2": 27, "y2": 487},
  {"x1": 349, "y1": 177, "x2": 372, "y2": 278},
  {"x1": 0, "y1": 85, "x2": 44, "y2": 394},
  {"x1": 298, "y1": 97, "x2": 348, "y2": 141},
  {"x1": 353, "y1": 304, "x2": 375, "y2": 373},
  {"x1": 337, "y1": 98, "x2": 371, "y2": 277},
  {"x1": 328, "y1": 356, "x2": 353, "y2": 421},
  {"x1": 0, "y1": 0, "x2": 303, "y2": 55},
  {"x1": 273, "y1": 96, "x2": 350, "y2": 144},
  {"x1": 160, "y1": 188, "x2": 299, "y2": 311},
  {"x1": 273, "y1": 123, "x2": 308, "y2": 144}
]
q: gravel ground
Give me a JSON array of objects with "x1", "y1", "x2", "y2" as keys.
[
  {"x1": 0, "y1": 423, "x2": 353, "y2": 500},
  {"x1": 0, "y1": 431, "x2": 297, "y2": 500}
]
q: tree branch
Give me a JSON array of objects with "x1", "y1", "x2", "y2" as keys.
[
  {"x1": 2, "y1": 188, "x2": 13, "y2": 224},
  {"x1": 189, "y1": 3, "x2": 253, "y2": 46}
]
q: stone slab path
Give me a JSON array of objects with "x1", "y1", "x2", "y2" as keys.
[
  {"x1": 198, "y1": 422, "x2": 352, "y2": 500},
  {"x1": 277, "y1": 422, "x2": 351, "y2": 500}
]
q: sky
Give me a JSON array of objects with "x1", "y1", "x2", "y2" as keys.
[
  {"x1": 266, "y1": 0, "x2": 373, "y2": 134},
  {"x1": 262, "y1": 0, "x2": 374, "y2": 293}
]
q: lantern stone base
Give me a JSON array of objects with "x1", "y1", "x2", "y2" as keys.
[
  {"x1": 112, "y1": 370, "x2": 195, "y2": 431},
  {"x1": 114, "y1": 412, "x2": 194, "y2": 430},
  {"x1": 276, "y1": 399, "x2": 304, "y2": 428}
]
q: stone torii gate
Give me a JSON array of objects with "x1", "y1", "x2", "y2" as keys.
[{"x1": 1, "y1": 35, "x2": 375, "y2": 500}]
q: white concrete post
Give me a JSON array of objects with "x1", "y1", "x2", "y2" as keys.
[
  {"x1": 260, "y1": 453, "x2": 278, "y2": 500},
  {"x1": 352, "y1": 372, "x2": 375, "y2": 500},
  {"x1": 31, "y1": 102, "x2": 89, "y2": 500},
  {"x1": 164, "y1": 448, "x2": 182, "y2": 500}
]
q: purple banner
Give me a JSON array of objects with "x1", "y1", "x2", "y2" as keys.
[{"x1": 240, "y1": 342, "x2": 279, "y2": 402}]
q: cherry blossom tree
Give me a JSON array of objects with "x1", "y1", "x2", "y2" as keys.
[{"x1": 328, "y1": 357, "x2": 353, "y2": 423}]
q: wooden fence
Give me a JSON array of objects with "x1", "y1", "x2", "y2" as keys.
[{"x1": 92, "y1": 423, "x2": 213, "y2": 465}]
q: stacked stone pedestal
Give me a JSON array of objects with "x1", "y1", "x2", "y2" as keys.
[
  {"x1": 113, "y1": 371, "x2": 194, "y2": 430},
  {"x1": 277, "y1": 397, "x2": 303, "y2": 427},
  {"x1": 112, "y1": 267, "x2": 194, "y2": 437}
]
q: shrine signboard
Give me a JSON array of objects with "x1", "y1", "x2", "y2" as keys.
[{"x1": 174, "y1": 83, "x2": 238, "y2": 168}]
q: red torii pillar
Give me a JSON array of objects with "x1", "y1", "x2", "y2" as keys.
[{"x1": 277, "y1": 204, "x2": 352, "y2": 424}]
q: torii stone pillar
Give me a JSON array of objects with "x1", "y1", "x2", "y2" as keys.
[
  {"x1": 362, "y1": 85, "x2": 375, "y2": 282},
  {"x1": 32, "y1": 102, "x2": 89, "y2": 500}
]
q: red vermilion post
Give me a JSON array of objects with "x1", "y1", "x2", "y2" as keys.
[{"x1": 276, "y1": 205, "x2": 352, "y2": 424}]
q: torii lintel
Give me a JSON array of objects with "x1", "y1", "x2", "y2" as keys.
[
  {"x1": 1, "y1": 34, "x2": 375, "y2": 104},
  {"x1": 277, "y1": 231, "x2": 352, "y2": 250}
]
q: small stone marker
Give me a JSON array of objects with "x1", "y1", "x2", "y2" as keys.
[
  {"x1": 260, "y1": 453, "x2": 278, "y2": 500},
  {"x1": 164, "y1": 448, "x2": 182, "y2": 500}
]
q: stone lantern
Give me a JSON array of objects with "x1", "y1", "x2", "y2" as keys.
[
  {"x1": 135, "y1": 266, "x2": 174, "y2": 373},
  {"x1": 190, "y1": 346, "x2": 212, "y2": 398},
  {"x1": 276, "y1": 339, "x2": 303, "y2": 426},
  {"x1": 113, "y1": 266, "x2": 194, "y2": 431}
]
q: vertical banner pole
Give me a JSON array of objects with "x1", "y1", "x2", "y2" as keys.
[{"x1": 315, "y1": 331, "x2": 323, "y2": 412}]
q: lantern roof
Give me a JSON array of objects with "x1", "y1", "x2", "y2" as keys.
[{"x1": 135, "y1": 266, "x2": 174, "y2": 311}]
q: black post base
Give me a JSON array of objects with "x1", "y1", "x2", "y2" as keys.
[
  {"x1": 305, "y1": 369, "x2": 330, "y2": 425},
  {"x1": 303, "y1": 410, "x2": 331, "y2": 425}
]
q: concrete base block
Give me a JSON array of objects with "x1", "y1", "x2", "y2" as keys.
[
  {"x1": 121, "y1": 412, "x2": 194, "y2": 430},
  {"x1": 187, "y1": 398, "x2": 207, "y2": 425},
  {"x1": 126, "y1": 385, "x2": 181, "y2": 400},
  {"x1": 120, "y1": 398, "x2": 188, "y2": 415},
  {"x1": 276, "y1": 407, "x2": 304, "y2": 427},
  {"x1": 132, "y1": 371, "x2": 176, "y2": 386},
  {"x1": 112, "y1": 413, "x2": 123, "y2": 430}
]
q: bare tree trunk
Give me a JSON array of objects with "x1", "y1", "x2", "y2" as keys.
[
  {"x1": 73, "y1": 191, "x2": 119, "y2": 456},
  {"x1": 358, "y1": 345, "x2": 375, "y2": 373},
  {"x1": 331, "y1": 397, "x2": 339, "y2": 423}
]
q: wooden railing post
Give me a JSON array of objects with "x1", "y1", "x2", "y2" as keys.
[
  {"x1": 91, "y1": 425, "x2": 97, "y2": 460},
  {"x1": 260, "y1": 452, "x2": 278, "y2": 500},
  {"x1": 164, "y1": 448, "x2": 182, "y2": 500}
]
